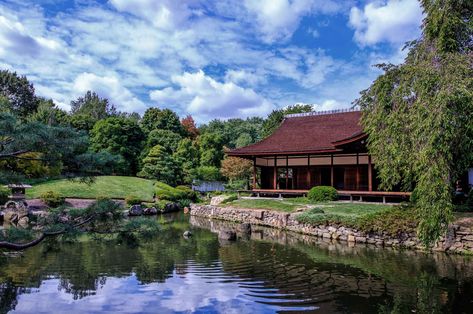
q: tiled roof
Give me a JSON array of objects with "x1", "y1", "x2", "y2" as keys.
[{"x1": 228, "y1": 110, "x2": 363, "y2": 156}]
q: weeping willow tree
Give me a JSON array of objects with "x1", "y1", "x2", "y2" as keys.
[{"x1": 356, "y1": 0, "x2": 472, "y2": 246}]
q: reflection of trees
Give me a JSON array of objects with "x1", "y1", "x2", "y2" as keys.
[
  {"x1": 0, "y1": 213, "x2": 221, "y2": 306},
  {"x1": 0, "y1": 213, "x2": 472, "y2": 313},
  {"x1": 0, "y1": 280, "x2": 20, "y2": 313}
]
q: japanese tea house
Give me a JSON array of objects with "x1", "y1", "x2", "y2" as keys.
[{"x1": 227, "y1": 109, "x2": 410, "y2": 201}]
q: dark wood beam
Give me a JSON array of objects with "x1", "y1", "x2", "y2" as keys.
[
  {"x1": 330, "y1": 154, "x2": 334, "y2": 187},
  {"x1": 252, "y1": 157, "x2": 257, "y2": 189},
  {"x1": 368, "y1": 155, "x2": 373, "y2": 191},
  {"x1": 273, "y1": 156, "x2": 277, "y2": 189}
]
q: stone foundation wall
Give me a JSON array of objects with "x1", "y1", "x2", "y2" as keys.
[{"x1": 189, "y1": 204, "x2": 473, "y2": 254}]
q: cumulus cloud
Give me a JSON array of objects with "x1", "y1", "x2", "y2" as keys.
[
  {"x1": 243, "y1": 0, "x2": 340, "y2": 43},
  {"x1": 349, "y1": 0, "x2": 424, "y2": 46},
  {"x1": 0, "y1": 15, "x2": 60, "y2": 57},
  {"x1": 73, "y1": 73, "x2": 146, "y2": 112},
  {"x1": 150, "y1": 70, "x2": 273, "y2": 122}
]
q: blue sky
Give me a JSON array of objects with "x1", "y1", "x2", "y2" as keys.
[{"x1": 0, "y1": 0, "x2": 423, "y2": 123}]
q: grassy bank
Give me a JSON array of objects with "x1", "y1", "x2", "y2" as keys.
[
  {"x1": 26, "y1": 176, "x2": 156, "y2": 201},
  {"x1": 222, "y1": 197, "x2": 418, "y2": 235},
  {"x1": 223, "y1": 198, "x2": 389, "y2": 215}
]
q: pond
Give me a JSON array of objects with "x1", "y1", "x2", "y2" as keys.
[{"x1": 0, "y1": 212, "x2": 472, "y2": 313}]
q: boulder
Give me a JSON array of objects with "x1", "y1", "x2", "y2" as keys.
[
  {"x1": 163, "y1": 202, "x2": 180, "y2": 213},
  {"x1": 17, "y1": 217, "x2": 29, "y2": 228},
  {"x1": 183, "y1": 207, "x2": 190, "y2": 214},
  {"x1": 183, "y1": 230, "x2": 192, "y2": 238},
  {"x1": 3, "y1": 211, "x2": 18, "y2": 224},
  {"x1": 219, "y1": 230, "x2": 236, "y2": 241},
  {"x1": 143, "y1": 207, "x2": 158, "y2": 215},
  {"x1": 128, "y1": 205, "x2": 143, "y2": 216},
  {"x1": 210, "y1": 195, "x2": 235, "y2": 206}
]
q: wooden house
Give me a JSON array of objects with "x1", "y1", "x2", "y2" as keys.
[{"x1": 227, "y1": 109, "x2": 410, "y2": 201}]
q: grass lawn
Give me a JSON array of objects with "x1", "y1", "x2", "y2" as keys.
[
  {"x1": 26, "y1": 176, "x2": 156, "y2": 201},
  {"x1": 223, "y1": 197, "x2": 390, "y2": 216}
]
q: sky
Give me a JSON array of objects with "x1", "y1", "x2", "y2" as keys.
[{"x1": 0, "y1": 0, "x2": 424, "y2": 123}]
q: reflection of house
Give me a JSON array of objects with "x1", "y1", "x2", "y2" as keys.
[{"x1": 227, "y1": 109, "x2": 409, "y2": 201}]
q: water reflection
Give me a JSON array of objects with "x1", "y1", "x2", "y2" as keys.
[{"x1": 0, "y1": 213, "x2": 472, "y2": 313}]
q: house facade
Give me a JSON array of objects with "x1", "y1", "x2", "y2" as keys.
[{"x1": 227, "y1": 109, "x2": 409, "y2": 200}]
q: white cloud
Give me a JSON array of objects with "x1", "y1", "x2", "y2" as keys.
[
  {"x1": 73, "y1": 73, "x2": 146, "y2": 112},
  {"x1": 0, "y1": 15, "x2": 61, "y2": 57},
  {"x1": 150, "y1": 70, "x2": 273, "y2": 122},
  {"x1": 243, "y1": 0, "x2": 340, "y2": 43},
  {"x1": 224, "y1": 69, "x2": 266, "y2": 86},
  {"x1": 109, "y1": 0, "x2": 200, "y2": 29},
  {"x1": 349, "y1": 0, "x2": 424, "y2": 46}
]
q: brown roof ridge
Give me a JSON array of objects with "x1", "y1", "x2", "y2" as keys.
[
  {"x1": 228, "y1": 110, "x2": 363, "y2": 156},
  {"x1": 284, "y1": 108, "x2": 360, "y2": 119}
]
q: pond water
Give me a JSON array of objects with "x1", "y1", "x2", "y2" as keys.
[{"x1": 1, "y1": 212, "x2": 472, "y2": 313}]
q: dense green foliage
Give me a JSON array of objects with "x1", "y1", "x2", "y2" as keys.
[
  {"x1": 155, "y1": 181, "x2": 196, "y2": 202},
  {"x1": 125, "y1": 195, "x2": 143, "y2": 206},
  {"x1": 39, "y1": 190, "x2": 65, "y2": 208},
  {"x1": 355, "y1": 0, "x2": 472, "y2": 246},
  {"x1": 141, "y1": 108, "x2": 184, "y2": 135},
  {"x1": 0, "y1": 70, "x2": 38, "y2": 118},
  {"x1": 308, "y1": 186, "x2": 338, "y2": 202},
  {"x1": 90, "y1": 116, "x2": 144, "y2": 174},
  {"x1": 138, "y1": 145, "x2": 178, "y2": 185}
]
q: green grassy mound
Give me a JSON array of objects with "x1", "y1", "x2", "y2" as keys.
[{"x1": 27, "y1": 176, "x2": 156, "y2": 201}]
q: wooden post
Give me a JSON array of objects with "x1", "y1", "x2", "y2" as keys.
[
  {"x1": 285, "y1": 155, "x2": 289, "y2": 189},
  {"x1": 307, "y1": 155, "x2": 311, "y2": 189},
  {"x1": 273, "y1": 156, "x2": 277, "y2": 189},
  {"x1": 252, "y1": 157, "x2": 257, "y2": 190},
  {"x1": 330, "y1": 154, "x2": 334, "y2": 187},
  {"x1": 368, "y1": 155, "x2": 373, "y2": 192},
  {"x1": 356, "y1": 153, "x2": 360, "y2": 191}
]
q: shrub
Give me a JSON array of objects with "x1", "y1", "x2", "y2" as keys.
[
  {"x1": 125, "y1": 195, "x2": 142, "y2": 206},
  {"x1": 175, "y1": 185, "x2": 197, "y2": 201},
  {"x1": 40, "y1": 190, "x2": 65, "y2": 208},
  {"x1": 308, "y1": 186, "x2": 338, "y2": 202},
  {"x1": 154, "y1": 200, "x2": 170, "y2": 211},
  {"x1": 0, "y1": 186, "x2": 10, "y2": 205},
  {"x1": 155, "y1": 182, "x2": 190, "y2": 202}
]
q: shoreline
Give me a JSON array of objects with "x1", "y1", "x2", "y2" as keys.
[{"x1": 190, "y1": 204, "x2": 473, "y2": 255}]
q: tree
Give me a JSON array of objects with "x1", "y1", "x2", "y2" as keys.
[
  {"x1": 0, "y1": 70, "x2": 39, "y2": 118},
  {"x1": 198, "y1": 133, "x2": 225, "y2": 167},
  {"x1": 146, "y1": 129, "x2": 182, "y2": 153},
  {"x1": 0, "y1": 113, "x2": 118, "y2": 183},
  {"x1": 70, "y1": 91, "x2": 116, "y2": 120},
  {"x1": 141, "y1": 108, "x2": 184, "y2": 135},
  {"x1": 28, "y1": 98, "x2": 69, "y2": 126},
  {"x1": 173, "y1": 138, "x2": 200, "y2": 184},
  {"x1": 261, "y1": 104, "x2": 313, "y2": 138},
  {"x1": 181, "y1": 115, "x2": 199, "y2": 139},
  {"x1": 193, "y1": 166, "x2": 221, "y2": 181},
  {"x1": 90, "y1": 117, "x2": 145, "y2": 175},
  {"x1": 220, "y1": 156, "x2": 252, "y2": 180},
  {"x1": 235, "y1": 133, "x2": 253, "y2": 148},
  {"x1": 355, "y1": 0, "x2": 472, "y2": 246},
  {"x1": 138, "y1": 145, "x2": 178, "y2": 185}
]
